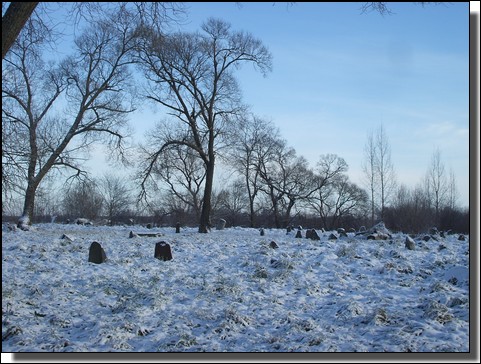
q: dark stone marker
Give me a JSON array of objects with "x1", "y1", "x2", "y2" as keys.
[
  {"x1": 458, "y1": 234, "x2": 466, "y2": 241},
  {"x1": 310, "y1": 229, "x2": 320, "y2": 241},
  {"x1": 176, "y1": 222, "x2": 181, "y2": 234},
  {"x1": 88, "y1": 241, "x2": 107, "y2": 264},
  {"x1": 260, "y1": 228, "x2": 265, "y2": 236},
  {"x1": 305, "y1": 229, "x2": 312, "y2": 239},
  {"x1": 269, "y1": 241, "x2": 279, "y2": 249},
  {"x1": 405, "y1": 236, "x2": 416, "y2": 250},
  {"x1": 129, "y1": 231, "x2": 135, "y2": 238},
  {"x1": 155, "y1": 241, "x2": 173, "y2": 261},
  {"x1": 216, "y1": 218, "x2": 226, "y2": 230},
  {"x1": 329, "y1": 233, "x2": 338, "y2": 240},
  {"x1": 295, "y1": 230, "x2": 302, "y2": 239}
]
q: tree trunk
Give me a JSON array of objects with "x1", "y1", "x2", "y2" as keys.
[
  {"x1": 2, "y1": 2, "x2": 38, "y2": 59},
  {"x1": 246, "y1": 175, "x2": 256, "y2": 228},
  {"x1": 199, "y1": 160, "x2": 214, "y2": 233},
  {"x1": 18, "y1": 181, "x2": 38, "y2": 227}
]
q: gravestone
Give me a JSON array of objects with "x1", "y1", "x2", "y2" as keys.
[
  {"x1": 310, "y1": 229, "x2": 320, "y2": 241},
  {"x1": 295, "y1": 230, "x2": 302, "y2": 239},
  {"x1": 260, "y1": 228, "x2": 265, "y2": 236},
  {"x1": 216, "y1": 219, "x2": 226, "y2": 230},
  {"x1": 405, "y1": 236, "x2": 416, "y2": 250},
  {"x1": 305, "y1": 229, "x2": 313, "y2": 239},
  {"x1": 88, "y1": 241, "x2": 107, "y2": 264},
  {"x1": 269, "y1": 241, "x2": 279, "y2": 249},
  {"x1": 155, "y1": 241, "x2": 173, "y2": 261},
  {"x1": 176, "y1": 222, "x2": 181, "y2": 234}
]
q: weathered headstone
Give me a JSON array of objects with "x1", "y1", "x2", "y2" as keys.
[
  {"x1": 295, "y1": 230, "x2": 302, "y2": 239},
  {"x1": 310, "y1": 229, "x2": 320, "y2": 241},
  {"x1": 328, "y1": 233, "x2": 338, "y2": 240},
  {"x1": 458, "y1": 234, "x2": 466, "y2": 241},
  {"x1": 60, "y1": 234, "x2": 73, "y2": 242},
  {"x1": 216, "y1": 218, "x2": 226, "y2": 230},
  {"x1": 305, "y1": 229, "x2": 313, "y2": 239},
  {"x1": 146, "y1": 223, "x2": 153, "y2": 229},
  {"x1": 129, "y1": 231, "x2": 136, "y2": 238},
  {"x1": 88, "y1": 241, "x2": 107, "y2": 264},
  {"x1": 405, "y1": 236, "x2": 416, "y2": 250},
  {"x1": 176, "y1": 222, "x2": 181, "y2": 234},
  {"x1": 260, "y1": 228, "x2": 265, "y2": 236},
  {"x1": 155, "y1": 241, "x2": 173, "y2": 261},
  {"x1": 269, "y1": 241, "x2": 279, "y2": 249}
]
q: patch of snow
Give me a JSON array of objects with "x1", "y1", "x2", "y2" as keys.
[{"x1": 1, "y1": 224, "x2": 470, "y2": 352}]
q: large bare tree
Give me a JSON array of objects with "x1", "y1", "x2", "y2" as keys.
[
  {"x1": 136, "y1": 18, "x2": 272, "y2": 233},
  {"x1": 2, "y1": 8, "x2": 138, "y2": 227}
]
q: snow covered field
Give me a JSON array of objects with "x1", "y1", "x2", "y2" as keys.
[{"x1": 2, "y1": 222, "x2": 470, "y2": 352}]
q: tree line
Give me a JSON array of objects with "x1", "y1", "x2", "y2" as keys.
[{"x1": 2, "y1": 3, "x2": 468, "y2": 234}]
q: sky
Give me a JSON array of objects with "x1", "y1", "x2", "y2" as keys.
[{"x1": 83, "y1": 1, "x2": 472, "y2": 207}]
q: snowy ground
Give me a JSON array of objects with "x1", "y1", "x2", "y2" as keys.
[{"x1": 2, "y1": 223, "x2": 470, "y2": 352}]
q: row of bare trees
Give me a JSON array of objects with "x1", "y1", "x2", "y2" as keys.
[{"x1": 223, "y1": 115, "x2": 367, "y2": 229}]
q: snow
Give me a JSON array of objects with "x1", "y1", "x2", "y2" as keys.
[{"x1": 2, "y1": 222, "x2": 470, "y2": 353}]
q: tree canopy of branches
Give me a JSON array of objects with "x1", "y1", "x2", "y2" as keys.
[
  {"x1": 2, "y1": 2, "x2": 38, "y2": 59},
  {"x1": 136, "y1": 18, "x2": 272, "y2": 233}
]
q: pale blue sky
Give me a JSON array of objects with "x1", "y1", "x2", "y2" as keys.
[
  {"x1": 167, "y1": 2, "x2": 470, "y2": 206},
  {"x1": 77, "y1": 2, "x2": 471, "y2": 207}
]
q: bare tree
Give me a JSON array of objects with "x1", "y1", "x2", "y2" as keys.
[
  {"x1": 142, "y1": 142, "x2": 206, "y2": 222},
  {"x1": 62, "y1": 179, "x2": 103, "y2": 221},
  {"x1": 2, "y1": 8, "x2": 138, "y2": 227},
  {"x1": 446, "y1": 168, "x2": 458, "y2": 210},
  {"x1": 2, "y1": 2, "x2": 38, "y2": 59},
  {"x1": 425, "y1": 148, "x2": 449, "y2": 222},
  {"x1": 308, "y1": 154, "x2": 349, "y2": 230},
  {"x1": 136, "y1": 18, "x2": 272, "y2": 233},
  {"x1": 362, "y1": 130, "x2": 377, "y2": 225},
  {"x1": 99, "y1": 174, "x2": 133, "y2": 225},
  {"x1": 362, "y1": 124, "x2": 396, "y2": 223},
  {"x1": 329, "y1": 176, "x2": 368, "y2": 230},
  {"x1": 212, "y1": 179, "x2": 248, "y2": 226},
  {"x1": 227, "y1": 115, "x2": 280, "y2": 227},
  {"x1": 255, "y1": 138, "x2": 315, "y2": 228},
  {"x1": 2, "y1": 2, "x2": 186, "y2": 60},
  {"x1": 375, "y1": 124, "x2": 396, "y2": 220},
  {"x1": 360, "y1": 2, "x2": 443, "y2": 16}
]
